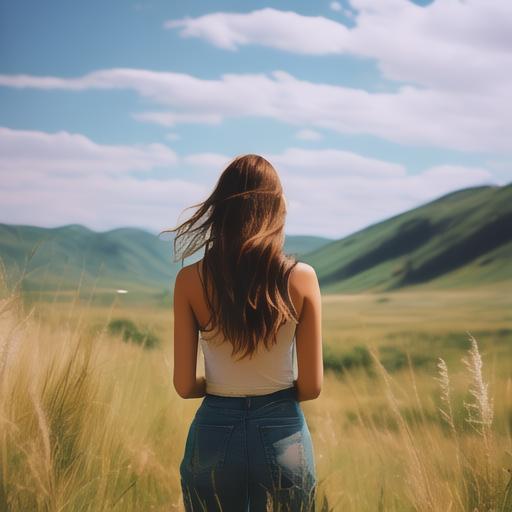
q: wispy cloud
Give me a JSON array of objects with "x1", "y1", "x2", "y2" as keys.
[
  {"x1": 182, "y1": 152, "x2": 232, "y2": 169},
  {"x1": 295, "y1": 129, "x2": 322, "y2": 141},
  {"x1": 164, "y1": 8, "x2": 350, "y2": 54},
  {"x1": 164, "y1": 3, "x2": 512, "y2": 94},
  {"x1": 329, "y1": 2, "x2": 355, "y2": 17},
  {"x1": 270, "y1": 147, "x2": 405, "y2": 178},
  {"x1": 1, "y1": 68, "x2": 510, "y2": 152},
  {"x1": 132, "y1": 111, "x2": 223, "y2": 126},
  {"x1": 161, "y1": 2, "x2": 512, "y2": 153},
  {"x1": 0, "y1": 126, "x2": 177, "y2": 177}
]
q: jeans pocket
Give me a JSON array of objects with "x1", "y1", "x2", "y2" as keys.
[
  {"x1": 258, "y1": 422, "x2": 309, "y2": 490},
  {"x1": 190, "y1": 423, "x2": 234, "y2": 476}
]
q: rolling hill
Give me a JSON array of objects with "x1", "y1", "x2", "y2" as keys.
[
  {"x1": 0, "y1": 223, "x2": 331, "y2": 302},
  {"x1": 1, "y1": 182, "x2": 510, "y2": 302},
  {"x1": 301, "y1": 183, "x2": 512, "y2": 293}
]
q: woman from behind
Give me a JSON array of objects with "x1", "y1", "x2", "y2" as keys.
[{"x1": 165, "y1": 154, "x2": 323, "y2": 511}]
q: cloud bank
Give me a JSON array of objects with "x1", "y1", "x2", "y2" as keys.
[{"x1": 0, "y1": 127, "x2": 494, "y2": 238}]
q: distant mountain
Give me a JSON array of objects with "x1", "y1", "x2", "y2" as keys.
[
  {"x1": 301, "y1": 183, "x2": 512, "y2": 292},
  {"x1": 0, "y1": 223, "x2": 332, "y2": 302}
]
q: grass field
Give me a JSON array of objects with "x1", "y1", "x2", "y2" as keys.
[{"x1": 1, "y1": 273, "x2": 511, "y2": 511}]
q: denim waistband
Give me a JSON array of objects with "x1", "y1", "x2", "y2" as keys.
[{"x1": 204, "y1": 386, "x2": 297, "y2": 410}]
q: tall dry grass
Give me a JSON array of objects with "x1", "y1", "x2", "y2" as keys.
[
  {"x1": 0, "y1": 264, "x2": 186, "y2": 511},
  {"x1": 0, "y1": 261, "x2": 511, "y2": 511}
]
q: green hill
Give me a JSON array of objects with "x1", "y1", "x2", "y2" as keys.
[
  {"x1": 0, "y1": 224, "x2": 331, "y2": 303},
  {"x1": 301, "y1": 183, "x2": 512, "y2": 293},
  {"x1": 282, "y1": 235, "x2": 333, "y2": 256},
  {"x1": 0, "y1": 224, "x2": 177, "y2": 297},
  {"x1": 2, "y1": 183, "x2": 510, "y2": 302}
]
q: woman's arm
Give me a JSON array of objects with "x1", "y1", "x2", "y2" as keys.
[
  {"x1": 172, "y1": 267, "x2": 206, "y2": 399},
  {"x1": 293, "y1": 263, "x2": 323, "y2": 402}
]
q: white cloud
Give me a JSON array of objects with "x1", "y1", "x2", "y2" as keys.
[
  {"x1": 182, "y1": 152, "x2": 233, "y2": 169},
  {"x1": 0, "y1": 126, "x2": 177, "y2": 177},
  {"x1": 132, "y1": 111, "x2": 223, "y2": 126},
  {"x1": 0, "y1": 171, "x2": 207, "y2": 233},
  {"x1": 277, "y1": 163, "x2": 493, "y2": 237},
  {"x1": 1, "y1": 67, "x2": 510, "y2": 152},
  {"x1": 0, "y1": 127, "x2": 496, "y2": 237},
  {"x1": 135, "y1": 145, "x2": 494, "y2": 237},
  {"x1": 269, "y1": 147, "x2": 405, "y2": 178},
  {"x1": 160, "y1": 2, "x2": 512, "y2": 155},
  {"x1": 295, "y1": 129, "x2": 322, "y2": 141},
  {"x1": 330, "y1": 2, "x2": 342, "y2": 12},
  {"x1": 164, "y1": 8, "x2": 350, "y2": 54},
  {"x1": 0, "y1": 126, "x2": 206, "y2": 232},
  {"x1": 164, "y1": 3, "x2": 512, "y2": 94}
]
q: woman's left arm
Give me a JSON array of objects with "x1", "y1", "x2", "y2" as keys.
[{"x1": 172, "y1": 267, "x2": 207, "y2": 399}]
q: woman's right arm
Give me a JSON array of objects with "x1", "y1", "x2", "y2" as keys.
[{"x1": 293, "y1": 263, "x2": 323, "y2": 402}]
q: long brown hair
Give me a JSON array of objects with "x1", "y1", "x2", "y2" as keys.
[{"x1": 160, "y1": 154, "x2": 299, "y2": 360}]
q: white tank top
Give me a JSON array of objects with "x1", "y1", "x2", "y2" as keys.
[{"x1": 198, "y1": 318, "x2": 298, "y2": 397}]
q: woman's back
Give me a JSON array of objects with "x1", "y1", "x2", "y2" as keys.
[
  {"x1": 200, "y1": 315, "x2": 298, "y2": 396},
  {"x1": 178, "y1": 257, "x2": 321, "y2": 403}
]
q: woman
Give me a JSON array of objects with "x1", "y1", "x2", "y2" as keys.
[{"x1": 165, "y1": 154, "x2": 323, "y2": 511}]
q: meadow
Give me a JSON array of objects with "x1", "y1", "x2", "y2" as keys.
[{"x1": 1, "y1": 268, "x2": 511, "y2": 511}]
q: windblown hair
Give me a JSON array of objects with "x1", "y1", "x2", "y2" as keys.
[{"x1": 160, "y1": 154, "x2": 299, "y2": 360}]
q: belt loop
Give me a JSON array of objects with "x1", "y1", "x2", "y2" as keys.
[{"x1": 246, "y1": 396, "x2": 251, "y2": 408}]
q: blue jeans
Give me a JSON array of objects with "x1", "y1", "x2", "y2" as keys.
[{"x1": 179, "y1": 386, "x2": 317, "y2": 511}]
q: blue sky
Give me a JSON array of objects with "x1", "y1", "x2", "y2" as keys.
[{"x1": 1, "y1": 0, "x2": 511, "y2": 238}]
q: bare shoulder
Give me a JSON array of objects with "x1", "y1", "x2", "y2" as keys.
[
  {"x1": 288, "y1": 263, "x2": 320, "y2": 320},
  {"x1": 174, "y1": 260, "x2": 201, "y2": 289},
  {"x1": 289, "y1": 261, "x2": 318, "y2": 290}
]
